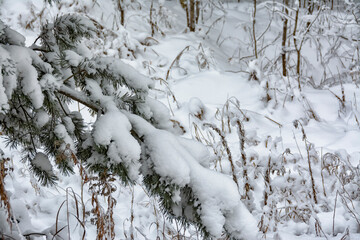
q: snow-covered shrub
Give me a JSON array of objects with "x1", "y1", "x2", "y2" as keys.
[
  {"x1": 192, "y1": 97, "x2": 258, "y2": 212},
  {"x1": 257, "y1": 124, "x2": 360, "y2": 238},
  {"x1": 189, "y1": 91, "x2": 360, "y2": 239}
]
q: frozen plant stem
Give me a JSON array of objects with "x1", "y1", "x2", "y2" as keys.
[
  {"x1": 306, "y1": 141, "x2": 318, "y2": 204},
  {"x1": 236, "y1": 120, "x2": 252, "y2": 202},
  {"x1": 294, "y1": 120, "x2": 318, "y2": 204},
  {"x1": 332, "y1": 191, "x2": 338, "y2": 236},
  {"x1": 320, "y1": 149, "x2": 327, "y2": 197}
]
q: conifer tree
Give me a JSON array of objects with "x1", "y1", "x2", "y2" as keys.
[{"x1": 0, "y1": 14, "x2": 256, "y2": 239}]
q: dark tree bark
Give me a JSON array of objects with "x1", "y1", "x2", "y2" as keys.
[
  {"x1": 180, "y1": 0, "x2": 199, "y2": 32},
  {"x1": 117, "y1": 0, "x2": 125, "y2": 26},
  {"x1": 253, "y1": 0, "x2": 258, "y2": 59},
  {"x1": 189, "y1": 0, "x2": 196, "y2": 32}
]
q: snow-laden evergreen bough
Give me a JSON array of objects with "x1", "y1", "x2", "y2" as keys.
[{"x1": 0, "y1": 15, "x2": 257, "y2": 239}]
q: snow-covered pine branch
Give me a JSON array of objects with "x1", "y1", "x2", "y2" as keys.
[{"x1": 0, "y1": 14, "x2": 256, "y2": 239}]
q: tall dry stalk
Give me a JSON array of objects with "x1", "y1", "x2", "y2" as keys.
[{"x1": 294, "y1": 120, "x2": 318, "y2": 204}]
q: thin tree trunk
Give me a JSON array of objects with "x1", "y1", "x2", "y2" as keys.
[
  {"x1": 282, "y1": 0, "x2": 289, "y2": 77},
  {"x1": 253, "y1": 0, "x2": 258, "y2": 59},
  {"x1": 118, "y1": 0, "x2": 125, "y2": 26},
  {"x1": 195, "y1": 0, "x2": 200, "y2": 24},
  {"x1": 184, "y1": 1, "x2": 189, "y2": 30},
  {"x1": 293, "y1": 4, "x2": 302, "y2": 90},
  {"x1": 150, "y1": 0, "x2": 155, "y2": 36},
  {"x1": 189, "y1": 0, "x2": 196, "y2": 31},
  {"x1": 180, "y1": 0, "x2": 198, "y2": 32}
]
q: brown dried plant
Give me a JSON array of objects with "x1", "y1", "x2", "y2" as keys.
[
  {"x1": 0, "y1": 152, "x2": 13, "y2": 231},
  {"x1": 88, "y1": 171, "x2": 117, "y2": 240}
]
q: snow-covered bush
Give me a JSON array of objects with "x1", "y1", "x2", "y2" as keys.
[{"x1": 188, "y1": 92, "x2": 360, "y2": 239}]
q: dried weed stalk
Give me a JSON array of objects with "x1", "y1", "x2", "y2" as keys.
[
  {"x1": 0, "y1": 152, "x2": 13, "y2": 230},
  {"x1": 88, "y1": 171, "x2": 117, "y2": 240}
]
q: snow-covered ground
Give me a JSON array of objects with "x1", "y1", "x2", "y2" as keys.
[{"x1": 0, "y1": 0, "x2": 359, "y2": 239}]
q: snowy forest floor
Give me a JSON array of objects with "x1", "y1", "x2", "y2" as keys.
[{"x1": 0, "y1": 0, "x2": 359, "y2": 239}]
